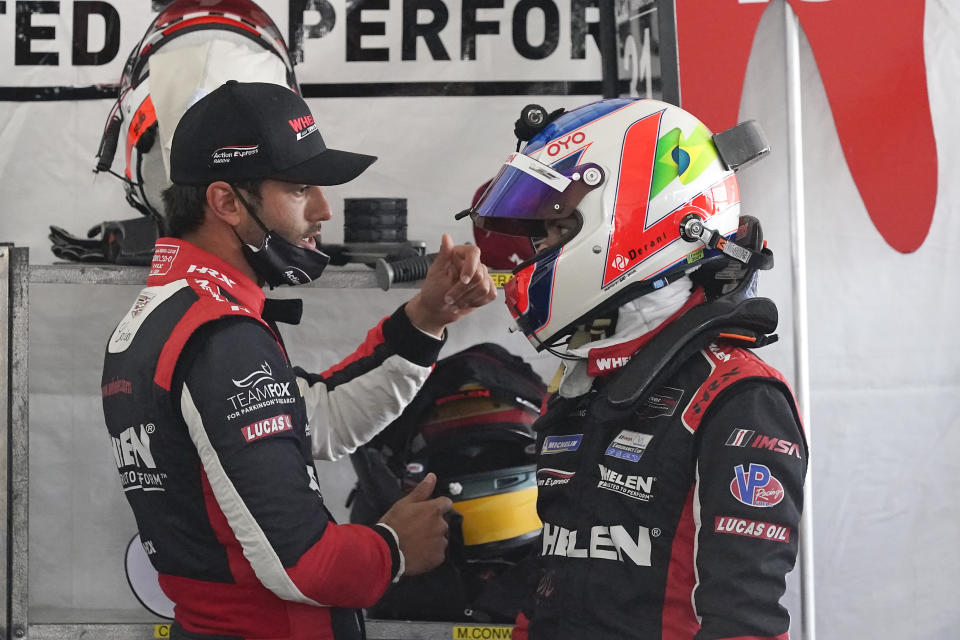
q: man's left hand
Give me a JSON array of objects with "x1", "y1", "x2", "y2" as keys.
[{"x1": 404, "y1": 233, "x2": 497, "y2": 336}]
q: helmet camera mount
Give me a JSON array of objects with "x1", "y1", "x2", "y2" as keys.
[{"x1": 514, "y1": 104, "x2": 567, "y2": 151}]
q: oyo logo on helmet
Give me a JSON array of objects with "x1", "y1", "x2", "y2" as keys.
[{"x1": 547, "y1": 131, "x2": 587, "y2": 157}]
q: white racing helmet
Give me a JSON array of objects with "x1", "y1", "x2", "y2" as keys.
[
  {"x1": 95, "y1": 0, "x2": 298, "y2": 225},
  {"x1": 467, "y1": 98, "x2": 769, "y2": 350}
]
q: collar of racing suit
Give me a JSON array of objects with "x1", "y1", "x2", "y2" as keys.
[
  {"x1": 147, "y1": 237, "x2": 267, "y2": 316},
  {"x1": 555, "y1": 277, "x2": 703, "y2": 398}
]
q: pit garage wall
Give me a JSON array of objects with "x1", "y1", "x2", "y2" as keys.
[{"x1": 1, "y1": 1, "x2": 958, "y2": 638}]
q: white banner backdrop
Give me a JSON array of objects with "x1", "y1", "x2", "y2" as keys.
[{"x1": 1, "y1": 1, "x2": 958, "y2": 637}]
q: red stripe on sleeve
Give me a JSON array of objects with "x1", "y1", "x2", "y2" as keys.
[
  {"x1": 286, "y1": 522, "x2": 393, "y2": 609},
  {"x1": 317, "y1": 317, "x2": 388, "y2": 378}
]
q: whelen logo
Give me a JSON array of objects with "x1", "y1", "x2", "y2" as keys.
[
  {"x1": 593, "y1": 355, "x2": 630, "y2": 372},
  {"x1": 111, "y1": 423, "x2": 167, "y2": 493},
  {"x1": 289, "y1": 114, "x2": 318, "y2": 140},
  {"x1": 541, "y1": 522, "x2": 652, "y2": 566},
  {"x1": 597, "y1": 464, "x2": 655, "y2": 501}
]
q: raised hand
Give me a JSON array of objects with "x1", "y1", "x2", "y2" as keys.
[{"x1": 403, "y1": 233, "x2": 498, "y2": 336}]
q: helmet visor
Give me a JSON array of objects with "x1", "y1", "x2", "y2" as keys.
[{"x1": 470, "y1": 153, "x2": 603, "y2": 237}]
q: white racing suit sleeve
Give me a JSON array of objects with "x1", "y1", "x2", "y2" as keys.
[{"x1": 295, "y1": 305, "x2": 445, "y2": 461}]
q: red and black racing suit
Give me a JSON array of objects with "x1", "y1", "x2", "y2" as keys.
[
  {"x1": 102, "y1": 238, "x2": 443, "y2": 640},
  {"x1": 515, "y1": 291, "x2": 808, "y2": 640}
]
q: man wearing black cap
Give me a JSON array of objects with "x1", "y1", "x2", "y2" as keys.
[{"x1": 101, "y1": 81, "x2": 496, "y2": 640}]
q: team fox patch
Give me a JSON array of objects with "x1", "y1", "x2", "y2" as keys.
[{"x1": 241, "y1": 414, "x2": 293, "y2": 442}]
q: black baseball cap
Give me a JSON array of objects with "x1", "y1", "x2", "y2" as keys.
[{"x1": 169, "y1": 80, "x2": 376, "y2": 186}]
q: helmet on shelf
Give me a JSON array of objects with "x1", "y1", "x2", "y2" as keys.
[{"x1": 95, "y1": 0, "x2": 297, "y2": 227}]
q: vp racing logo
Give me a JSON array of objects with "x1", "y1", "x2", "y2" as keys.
[
  {"x1": 730, "y1": 463, "x2": 784, "y2": 508},
  {"x1": 226, "y1": 362, "x2": 296, "y2": 421},
  {"x1": 112, "y1": 423, "x2": 166, "y2": 492}
]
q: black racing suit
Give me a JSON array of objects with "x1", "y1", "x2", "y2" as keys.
[
  {"x1": 515, "y1": 291, "x2": 807, "y2": 640},
  {"x1": 101, "y1": 238, "x2": 443, "y2": 640}
]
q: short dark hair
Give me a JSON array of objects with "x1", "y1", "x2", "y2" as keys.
[{"x1": 161, "y1": 179, "x2": 264, "y2": 238}]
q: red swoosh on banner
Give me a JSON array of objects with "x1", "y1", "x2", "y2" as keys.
[{"x1": 675, "y1": 0, "x2": 937, "y2": 253}]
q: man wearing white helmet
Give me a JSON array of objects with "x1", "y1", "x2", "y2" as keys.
[{"x1": 464, "y1": 99, "x2": 807, "y2": 640}]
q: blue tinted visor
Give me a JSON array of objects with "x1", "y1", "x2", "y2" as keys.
[{"x1": 470, "y1": 153, "x2": 604, "y2": 237}]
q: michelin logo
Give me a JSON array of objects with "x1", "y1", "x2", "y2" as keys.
[{"x1": 542, "y1": 434, "x2": 583, "y2": 454}]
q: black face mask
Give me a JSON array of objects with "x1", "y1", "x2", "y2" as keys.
[{"x1": 232, "y1": 186, "x2": 330, "y2": 288}]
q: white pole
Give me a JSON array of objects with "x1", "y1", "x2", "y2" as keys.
[{"x1": 783, "y1": 4, "x2": 816, "y2": 640}]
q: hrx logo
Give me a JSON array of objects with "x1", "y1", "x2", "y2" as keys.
[{"x1": 187, "y1": 264, "x2": 236, "y2": 288}]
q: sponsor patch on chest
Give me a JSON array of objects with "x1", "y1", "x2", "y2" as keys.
[
  {"x1": 604, "y1": 429, "x2": 653, "y2": 462},
  {"x1": 537, "y1": 468, "x2": 575, "y2": 487},
  {"x1": 542, "y1": 434, "x2": 583, "y2": 454},
  {"x1": 597, "y1": 464, "x2": 655, "y2": 501},
  {"x1": 638, "y1": 386, "x2": 684, "y2": 418}
]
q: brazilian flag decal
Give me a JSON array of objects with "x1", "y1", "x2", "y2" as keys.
[{"x1": 650, "y1": 123, "x2": 719, "y2": 200}]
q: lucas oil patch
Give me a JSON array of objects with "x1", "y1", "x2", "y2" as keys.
[
  {"x1": 240, "y1": 414, "x2": 293, "y2": 443},
  {"x1": 714, "y1": 516, "x2": 791, "y2": 543},
  {"x1": 605, "y1": 430, "x2": 653, "y2": 462}
]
